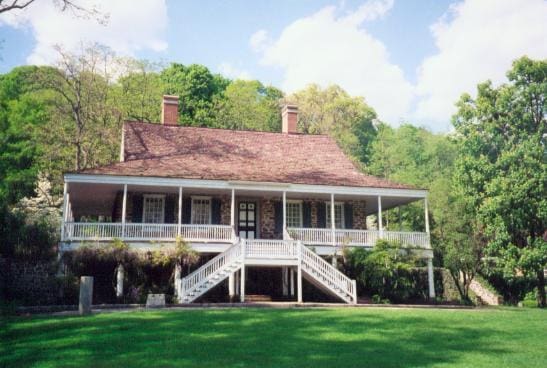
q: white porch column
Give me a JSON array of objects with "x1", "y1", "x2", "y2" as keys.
[
  {"x1": 282, "y1": 191, "x2": 287, "y2": 239},
  {"x1": 240, "y1": 239, "x2": 246, "y2": 302},
  {"x1": 424, "y1": 197, "x2": 430, "y2": 234},
  {"x1": 229, "y1": 273, "x2": 235, "y2": 301},
  {"x1": 290, "y1": 268, "x2": 295, "y2": 297},
  {"x1": 377, "y1": 196, "x2": 383, "y2": 238},
  {"x1": 61, "y1": 182, "x2": 68, "y2": 240},
  {"x1": 425, "y1": 196, "x2": 434, "y2": 298},
  {"x1": 177, "y1": 186, "x2": 183, "y2": 236},
  {"x1": 427, "y1": 258, "x2": 436, "y2": 298},
  {"x1": 330, "y1": 193, "x2": 337, "y2": 266},
  {"x1": 230, "y1": 189, "x2": 235, "y2": 239},
  {"x1": 240, "y1": 265, "x2": 246, "y2": 303},
  {"x1": 297, "y1": 241, "x2": 303, "y2": 302},
  {"x1": 235, "y1": 270, "x2": 240, "y2": 295},
  {"x1": 282, "y1": 267, "x2": 289, "y2": 297},
  {"x1": 121, "y1": 184, "x2": 128, "y2": 239}
]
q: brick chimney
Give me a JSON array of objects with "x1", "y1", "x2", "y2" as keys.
[
  {"x1": 161, "y1": 95, "x2": 179, "y2": 125},
  {"x1": 282, "y1": 104, "x2": 298, "y2": 134}
]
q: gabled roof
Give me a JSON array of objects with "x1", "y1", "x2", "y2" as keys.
[{"x1": 80, "y1": 121, "x2": 413, "y2": 189}]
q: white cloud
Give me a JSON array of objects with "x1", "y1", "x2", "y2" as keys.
[
  {"x1": 0, "y1": 0, "x2": 168, "y2": 65},
  {"x1": 254, "y1": 0, "x2": 413, "y2": 124},
  {"x1": 414, "y1": 0, "x2": 547, "y2": 126},
  {"x1": 249, "y1": 29, "x2": 270, "y2": 53},
  {"x1": 218, "y1": 62, "x2": 252, "y2": 80}
]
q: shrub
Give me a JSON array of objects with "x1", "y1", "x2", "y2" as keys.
[{"x1": 344, "y1": 240, "x2": 439, "y2": 303}]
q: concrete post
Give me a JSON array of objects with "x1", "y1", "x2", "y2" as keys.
[
  {"x1": 116, "y1": 264, "x2": 124, "y2": 299},
  {"x1": 79, "y1": 276, "x2": 93, "y2": 315},
  {"x1": 174, "y1": 263, "x2": 182, "y2": 302},
  {"x1": 427, "y1": 258, "x2": 436, "y2": 299}
]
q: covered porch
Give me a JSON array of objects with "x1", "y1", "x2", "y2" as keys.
[{"x1": 60, "y1": 174, "x2": 432, "y2": 255}]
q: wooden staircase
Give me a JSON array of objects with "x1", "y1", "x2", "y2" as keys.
[{"x1": 179, "y1": 239, "x2": 357, "y2": 304}]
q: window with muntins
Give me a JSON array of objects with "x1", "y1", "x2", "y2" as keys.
[
  {"x1": 143, "y1": 195, "x2": 165, "y2": 223},
  {"x1": 326, "y1": 202, "x2": 344, "y2": 228},
  {"x1": 286, "y1": 201, "x2": 302, "y2": 228},
  {"x1": 191, "y1": 197, "x2": 211, "y2": 224}
]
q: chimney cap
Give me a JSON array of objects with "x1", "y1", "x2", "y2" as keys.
[
  {"x1": 162, "y1": 95, "x2": 179, "y2": 104},
  {"x1": 282, "y1": 104, "x2": 298, "y2": 113}
]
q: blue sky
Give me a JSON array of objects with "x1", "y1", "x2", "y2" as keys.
[{"x1": 1, "y1": 0, "x2": 546, "y2": 131}]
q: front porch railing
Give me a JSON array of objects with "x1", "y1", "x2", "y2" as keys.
[
  {"x1": 287, "y1": 227, "x2": 430, "y2": 249},
  {"x1": 63, "y1": 222, "x2": 233, "y2": 242}
]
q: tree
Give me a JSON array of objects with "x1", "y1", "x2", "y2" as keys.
[
  {"x1": 213, "y1": 80, "x2": 283, "y2": 131},
  {"x1": 453, "y1": 56, "x2": 547, "y2": 307},
  {"x1": 115, "y1": 58, "x2": 164, "y2": 123},
  {"x1": 288, "y1": 84, "x2": 377, "y2": 162},
  {"x1": 161, "y1": 63, "x2": 230, "y2": 126},
  {"x1": 367, "y1": 123, "x2": 458, "y2": 233},
  {"x1": 0, "y1": 0, "x2": 107, "y2": 23},
  {"x1": 37, "y1": 44, "x2": 123, "y2": 179},
  {"x1": 0, "y1": 66, "x2": 49, "y2": 205}
]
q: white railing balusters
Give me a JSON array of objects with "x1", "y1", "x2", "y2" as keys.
[
  {"x1": 181, "y1": 241, "x2": 243, "y2": 302},
  {"x1": 299, "y1": 244, "x2": 356, "y2": 304},
  {"x1": 287, "y1": 228, "x2": 430, "y2": 249},
  {"x1": 62, "y1": 222, "x2": 233, "y2": 242}
]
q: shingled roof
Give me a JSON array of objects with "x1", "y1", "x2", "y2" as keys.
[{"x1": 80, "y1": 121, "x2": 412, "y2": 189}]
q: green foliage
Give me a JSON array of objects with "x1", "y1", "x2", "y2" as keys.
[
  {"x1": 0, "y1": 66, "x2": 50, "y2": 204},
  {"x1": 161, "y1": 63, "x2": 230, "y2": 126},
  {"x1": 453, "y1": 56, "x2": 547, "y2": 307},
  {"x1": 0, "y1": 204, "x2": 58, "y2": 263},
  {"x1": 345, "y1": 240, "x2": 426, "y2": 302},
  {"x1": 289, "y1": 84, "x2": 377, "y2": 161},
  {"x1": 214, "y1": 80, "x2": 283, "y2": 131}
]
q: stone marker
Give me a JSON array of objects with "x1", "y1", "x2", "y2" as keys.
[
  {"x1": 146, "y1": 293, "x2": 166, "y2": 308},
  {"x1": 79, "y1": 276, "x2": 93, "y2": 315}
]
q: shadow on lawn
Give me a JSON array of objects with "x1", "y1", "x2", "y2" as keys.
[{"x1": 2, "y1": 308, "x2": 506, "y2": 368}]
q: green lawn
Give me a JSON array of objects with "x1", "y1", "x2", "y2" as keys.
[{"x1": 1, "y1": 307, "x2": 545, "y2": 368}]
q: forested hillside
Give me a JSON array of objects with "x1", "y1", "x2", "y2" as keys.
[{"x1": 0, "y1": 45, "x2": 545, "y2": 307}]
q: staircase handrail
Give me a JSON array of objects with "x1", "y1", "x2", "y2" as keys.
[
  {"x1": 299, "y1": 243, "x2": 356, "y2": 303},
  {"x1": 182, "y1": 240, "x2": 242, "y2": 293}
]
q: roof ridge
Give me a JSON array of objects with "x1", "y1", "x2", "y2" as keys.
[{"x1": 123, "y1": 120, "x2": 331, "y2": 138}]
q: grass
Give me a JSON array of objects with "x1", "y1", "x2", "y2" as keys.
[{"x1": 1, "y1": 307, "x2": 546, "y2": 368}]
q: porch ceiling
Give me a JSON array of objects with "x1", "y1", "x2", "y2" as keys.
[{"x1": 67, "y1": 181, "x2": 422, "y2": 217}]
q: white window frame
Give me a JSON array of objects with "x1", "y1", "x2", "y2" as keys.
[
  {"x1": 326, "y1": 201, "x2": 345, "y2": 229},
  {"x1": 286, "y1": 200, "x2": 303, "y2": 228},
  {"x1": 142, "y1": 194, "x2": 165, "y2": 224},
  {"x1": 191, "y1": 196, "x2": 212, "y2": 225}
]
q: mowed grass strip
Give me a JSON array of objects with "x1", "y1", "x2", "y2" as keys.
[{"x1": 1, "y1": 307, "x2": 545, "y2": 368}]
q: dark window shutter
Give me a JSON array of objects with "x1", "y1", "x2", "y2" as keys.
[
  {"x1": 165, "y1": 196, "x2": 175, "y2": 223},
  {"x1": 344, "y1": 203, "x2": 353, "y2": 229},
  {"x1": 317, "y1": 202, "x2": 326, "y2": 228},
  {"x1": 211, "y1": 198, "x2": 221, "y2": 224},
  {"x1": 302, "y1": 201, "x2": 311, "y2": 228},
  {"x1": 182, "y1": 198, "x2": 192, "y2": 224},
  {"x1": 274, "y1": 201, "x2": 283, "y2": 233},
  {"x1": 132, "y1": 195, "x2": 143, "y2": 223}
]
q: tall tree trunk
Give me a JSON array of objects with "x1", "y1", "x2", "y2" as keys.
[{"x1": 537, "y1": 269, "x2": 546, "y2": 308}]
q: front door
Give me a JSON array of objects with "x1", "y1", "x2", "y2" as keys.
[{"x1": 238, "y1": 201, "x2": 257, "y2": 239}]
